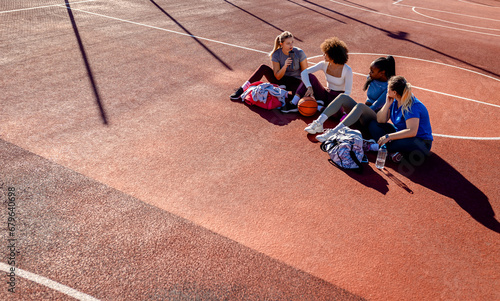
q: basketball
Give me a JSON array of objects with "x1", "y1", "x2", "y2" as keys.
[{"x1": 297, "y1": 97, "x2": 317, "y2": 116}]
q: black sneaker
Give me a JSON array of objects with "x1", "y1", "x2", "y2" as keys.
[
  {"x1": 280, "y1": 101, "x2": 298, "y2": 113},
  {"x1": 230, "y1": 87, "x2": 244, "y2": 100}
]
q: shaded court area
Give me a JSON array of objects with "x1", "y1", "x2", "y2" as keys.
[{"x1": 1, "y1": 0, "x2": 499, "y2": 300}]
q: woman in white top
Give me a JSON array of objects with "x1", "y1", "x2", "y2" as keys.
[{"x1": 281, "y1": 37, "x2": 353, "y2": 113}]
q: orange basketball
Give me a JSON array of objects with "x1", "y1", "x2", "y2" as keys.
[{"x1": 297, "y1": 97, "x2": 318, "y2": 116}]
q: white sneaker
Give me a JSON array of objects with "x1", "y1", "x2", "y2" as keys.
[
  {"x1": 316, "y1": 128, "x2": 339, "y2": 142},
  {"x1": 304, "y1": 120, "x2": 323, "y2": 134}
]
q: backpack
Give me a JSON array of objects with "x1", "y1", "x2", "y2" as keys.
[
  {"x1": 320, "y1": 124, "x2": 365, "y2": 173},
  {"x1": 241, "y1": 81, "x2": 286, "y2": 110}
]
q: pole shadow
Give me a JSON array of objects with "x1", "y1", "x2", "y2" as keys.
[
  {"x1": 149, "y1": 0, "x2": 232, "y2": 70},
  {"x1": 298, "y1": 0, "x2": 500, "y2": 79},
  {"x1": 223, "y1": 0, "x2": 305, "y2": 42},
  {"x1": 64, "y1": 0, "x2": 108, "y2": 125},
  {"x1": 287, "y1": 0, "x2": 346, "y2": 24},
  {"x1": 341, "y1": 0, "x2": 378, "y2": 12}
]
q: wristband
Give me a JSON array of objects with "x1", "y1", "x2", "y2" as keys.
[{"x1": 385, "y1": 134, "x2": 390, "y2": 141}]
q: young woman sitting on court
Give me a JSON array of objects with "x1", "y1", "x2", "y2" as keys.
[
  {"x1": 369, "y1": 75, "x2": 433, "y2": 158},
  {"x1": 304, "y1": 56, "x2": 396, "y2": 142},
  {"x1": 230, "y1": 31, "x2": 308, "y2": 100},
  {"x1": 281, "y1": 37, "x2": 353, "y2": 113}
]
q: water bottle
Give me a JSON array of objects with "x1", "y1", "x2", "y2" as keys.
[
  {"x1": 288, "y1": 50, "x2": 295, "y2": 72},
  {"x1": 375, "y1": 144, "x2": 387, "y2": 169}
]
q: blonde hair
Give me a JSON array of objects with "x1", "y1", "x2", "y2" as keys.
[
  {"x1": 270, "y1": 31, "x2": 294, "y2": 56},
  {"x1": 389, "y1": 76, "x2": 414, "y2": 115},
  {"x1": 401, "y1": 82, "x2": 413, "y2": 115}
]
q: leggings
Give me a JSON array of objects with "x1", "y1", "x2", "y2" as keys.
[
  {"x1": 248, "y1": 65, "x2": 302, "y2": 94},
  {"x1": 368, "y1": 121, "x2": 432, "y2": 155},
  {"x1": 295, "y1": 74, "x2": 343, "y2": 106},
  {"x1": 322, "y1": 94, "x2": 377, "y2": 125}
]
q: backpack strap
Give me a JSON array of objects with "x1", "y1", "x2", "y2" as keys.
[
  {"x1": 348, "y1": 149, "x2": 364, "y2": 174},
  {"x1": 320, "y1": 140, "x2": 338, "y2": 152}
]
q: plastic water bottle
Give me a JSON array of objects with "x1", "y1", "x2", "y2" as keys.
[{"x1": 375, "y1": 144, "x2": 387, "y2": 169}]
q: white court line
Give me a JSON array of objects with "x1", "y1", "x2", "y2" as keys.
[
  {"x1": 0, "y1": 0, "x2": 96, "y2": 14},
  {"x1": 433, "y1": 133, "x2": 500, "y2": 140},
  {"x1": 0, "y1": 262, "x2": 100, "y2": 301},
  {"x1": 349, "y1": 71, "x2": 500, "y2": 109},
  {"x1": 309, "y1": 53, "x2": 500, "y2": 83},
  {"x1": 21, "y1": 3, "x2": 500, "y2": 139},
  {"x1": 395, "y1": 1, "x2": 500, "y2": 21},
  {"x1": 412, "y1": 7, "x2": 500, "y2": 31},
  {"x1": 57, "y1": 4, "x2": 269, "y2": 55},
  {"x1": 458, "y1": 0, "x2": 500, "y2": 8},
  {"x1": 326, "y1": 0, "x2": 500, "y2": 37}
]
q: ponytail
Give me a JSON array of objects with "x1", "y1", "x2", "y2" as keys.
[
  {"x1": 401, "y1": 82, "x2": 414, "y2": 115},
  {"x1": 363, "y1": 55, "x2": 396, "y2": 91},
  {"x1": 270, "y1": 31, "x2": 293, "y2": 56}
]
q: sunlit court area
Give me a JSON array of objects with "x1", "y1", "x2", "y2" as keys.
[{"x1": 1, "y1": 0, "x2": 499, "y2": 300}]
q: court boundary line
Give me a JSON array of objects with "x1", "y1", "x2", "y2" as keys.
[
  {"x1": 58, "y1": 4, "x2": 269, "y2": 55},
  {"x1": 457, "y1": 0, "x2": 500, "y2": 8},
  {"x1": 0, "y1": 0, "x2": 96, "y2": 14},
  {"x1": 411, "y1": 7, "x2": 500, "y2": 31},
  {"x1": 311, "y1": 53, "x2": 500, "y2": 83},
  {"x1": 0, "y1": 262, "x2": 100, "y2": 301},
  {"x1": 396, "y1": 0, "x2": 500, "y2": 21},
  {"x1": 7, "y1": 2, "x2": 500, "y2": 140},
  {"x1": 325, "y1": 0, "x2": 500, "y2": 37}
]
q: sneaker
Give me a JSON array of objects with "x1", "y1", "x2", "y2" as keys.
[
  {"x1": 304, "y1": 120, "x2": 323, "y2": 134},
  {"x1": 281, "y1": 102, "x2": 298, "y2": 113},
  {"x1": 316, "y1": 127, "x2": 339, "y2": 142},
  {"x1": 391, "y1": 152, "x2": 403, "y2": 163},
  {"x1": 230, "y1": 87, "x2": 244, "y2": 100}
]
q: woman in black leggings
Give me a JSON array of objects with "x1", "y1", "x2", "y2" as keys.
[{"x1": 230, "y1": 31, "x2": 308, "y2": 100}]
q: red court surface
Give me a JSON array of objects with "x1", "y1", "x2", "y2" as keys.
[{"x1": 1, "y1": 0, "x2": 499, "y2": 300}]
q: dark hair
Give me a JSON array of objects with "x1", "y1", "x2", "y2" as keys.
[
  {"x1": 363, "y1": 56, "x2": 396, "y2": 91},
  {"x1": 321, "y1": 37, "x2": 349, "y2": 65}
]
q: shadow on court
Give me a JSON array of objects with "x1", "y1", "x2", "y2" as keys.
[
  {"x1": 64, "y1": 0, "x2": 108, "y2": 125},
  {"x1": 149, "y1": 0, "x2": 233, "y2": 70},
  {"x1": 296, "y1": 0, "x2": 500, "y2": 79},
  {"x1": 222, "y1": 0, "x2": 306, "y2": 41},
  {"x1": 402, "y1": 153, "x2": 500, "y2": 233}
]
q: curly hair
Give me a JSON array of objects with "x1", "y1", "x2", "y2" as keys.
[{"x1": 320, "y1": 37, "x2": 349, "y2": 65}]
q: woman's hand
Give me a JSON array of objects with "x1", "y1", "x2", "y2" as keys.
[
  {"x1": 304, "y1": 86, "x2": 314, "y2": 98},
  {"x1": 284, "y1": 57, "x2": 293, "y2": 69},
  {"x1": 386, "y1": 93, "x2": 395, "y2": 104},
  {"x1": 377, "y1": 134, "x2": 390, "y2": 146}
]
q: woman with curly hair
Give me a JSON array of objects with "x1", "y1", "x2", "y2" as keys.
[
  {"x1": 281, "y1": 37, "x2": 352, "y2": 113},
  {"x1": 304, "y1": 56, "x2": 396, "y2": 141},
  {"x1": 230, "y1": 31, "x2": 308, "y2": 100}
]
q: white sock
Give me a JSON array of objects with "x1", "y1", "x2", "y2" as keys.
[
  {"x1": 242, "y1": 81, "x2": 251, "y2": 90},
  {"x1": 291, "y1": 95, "x2": 301, "y2": 105},
  {"x1": 318, "y1": 113, "x2": 328, "y2": 124}
]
